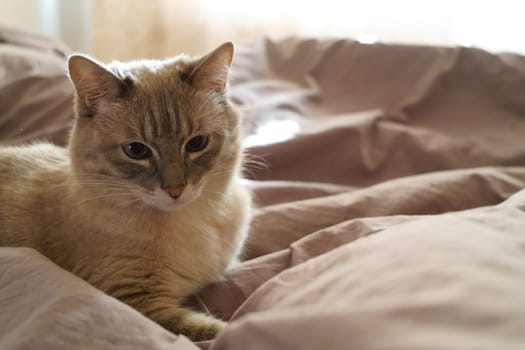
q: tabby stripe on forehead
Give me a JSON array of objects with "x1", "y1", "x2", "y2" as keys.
[
  {"x1": 174, "y1": 100, "x2": 183, "y2": 139},
  {"x1": 134, "y1": 102, "x2": 147, "y2": 141},
  {"x1": 137, "y1": 116, "x2": 147, "y2": 143},
  {"x1": 144, "y1": 102, "x2": 159, "y2": 140},
  {"x1": 181, "y1": 103, "x2": 193, "y2": 139},
  {"x1": 159, "y1": 93, "x2": 174, "y2": 136},
  {"x1": 153, "y1": 98, "x2": 163, "y2": 139}
]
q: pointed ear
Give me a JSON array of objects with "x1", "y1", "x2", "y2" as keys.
[
  {"x1": 68, "y1": 54, "x2": 126, "y2": 110},
  {"x1": 189, "y1": 42, "x2": 234, "y2": 91}
]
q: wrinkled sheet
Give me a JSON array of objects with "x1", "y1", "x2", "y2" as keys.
[{"x1": 1, "y1": 28, "x2": 525, "y2": 349}]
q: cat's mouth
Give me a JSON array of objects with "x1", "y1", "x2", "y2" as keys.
[{"x1": 136, "y1": 187, "x2": 199, "y2": 212}]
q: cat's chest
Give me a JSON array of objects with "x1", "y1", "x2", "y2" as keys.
[
  {"x1": 164, "y1": 222, "x2": 221, "y2": 253},
  {"x1": 74, "y1": 214, "x2": 236, "y2": 298},
  {"x1": 70, "y1": 188, "x2": 249, "y2": 296},
  {"x1": 159, "y1": 214, "x2": 236, "y2": 275}
]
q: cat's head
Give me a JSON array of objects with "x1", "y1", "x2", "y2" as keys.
[{"x1": 67, "y1": 43, "x2": 242, "y2": 211}]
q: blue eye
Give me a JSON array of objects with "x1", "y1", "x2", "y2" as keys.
[
  {"x1": 185, "y1": 135, "x2": 209, "y2": 153},
  {"x1": 122, "y1": 142, "x2": 151, "y2": 159}
]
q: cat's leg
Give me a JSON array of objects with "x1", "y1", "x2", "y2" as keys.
[
  {"x1": 147, "y1": 305, "x2": 226, "y2": 341},
  {"x1": 107, "y1": 280, "x2": 226, "y2": 341}
]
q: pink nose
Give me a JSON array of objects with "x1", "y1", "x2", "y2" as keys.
[{"x1": 163, "y1": 185, "x2": 185, "y2": 199}]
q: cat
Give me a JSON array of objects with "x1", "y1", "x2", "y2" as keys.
[{"x1": 0, "y1": 42, "x2": 251, "y2": 341}]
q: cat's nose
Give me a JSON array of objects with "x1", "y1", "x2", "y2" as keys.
[{"x1": 163, "y1": 184, "x2": 186, "y2": 199}]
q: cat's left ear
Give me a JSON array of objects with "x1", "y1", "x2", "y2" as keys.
[
  {"x1": 68, "y1": 54, "x2": 126, "y2": 110},
  {"x1": 189, "y1": 42, "x2": 234, "y2": 91}
]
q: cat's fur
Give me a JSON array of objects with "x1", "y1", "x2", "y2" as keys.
[{"x1": 0, "y1": 42, "x2": 251, "y2": 341}]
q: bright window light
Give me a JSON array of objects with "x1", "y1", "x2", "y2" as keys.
[
  {"x1": 244, "y1": 119, "x2": 301, "y2": 148},
  {"x1": 200, "y1": 0, "x2": 525, "y2": 54}
]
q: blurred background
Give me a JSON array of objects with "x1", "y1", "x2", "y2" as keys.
[{"x1": 1, "y1": 0, "x2": 524, "y2": 60}]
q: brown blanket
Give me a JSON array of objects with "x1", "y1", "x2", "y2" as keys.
[{"x1": 1, "y1": 28, "x2": 525, "y2": 349}]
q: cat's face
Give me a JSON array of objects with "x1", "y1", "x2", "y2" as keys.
[{"x1": 68, "y1": 43, "x2": 241, "y2": 211}]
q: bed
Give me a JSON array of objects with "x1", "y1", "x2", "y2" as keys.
[{"x1": 1, "y1": 25, "x2": 525, "y2": 349}]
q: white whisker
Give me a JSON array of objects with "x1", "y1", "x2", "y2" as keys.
[{"x1": 71, "y1": 192, "x2": 138, "y2": 207}]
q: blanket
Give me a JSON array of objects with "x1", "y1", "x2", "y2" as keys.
[{"x1": 1, "y1": 27, "x2": 525, "y2": 349}]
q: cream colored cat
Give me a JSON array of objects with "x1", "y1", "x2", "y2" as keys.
[{"x1": 0, "y1": 42, "x2": 251, "y2": 341}]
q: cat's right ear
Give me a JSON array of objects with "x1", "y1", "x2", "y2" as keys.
[{"x1": 68, "y1": 55, "x2": 126, "y2": 112}]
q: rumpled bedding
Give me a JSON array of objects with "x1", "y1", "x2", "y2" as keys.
[{"x1": 1, "y1": 27, "x2": 525, "y2": 350}]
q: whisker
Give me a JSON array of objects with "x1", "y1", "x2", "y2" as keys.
[
  {"x1": 49, "y1": 181, "x2": 133, "y2": 190},
  {"x1": 243, "y1": 153, "x2": 269, "y2": 170},
  {"x1": 71, "y1": 192, "x2": 138, "y2": 207}
]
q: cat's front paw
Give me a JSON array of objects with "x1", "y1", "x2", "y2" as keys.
[
  {"x1": 158, "y1": 311, "x2": 227, "y2": 342},
  {"x1": 189, "y1": 318, "x2": 226, "y2": 342}
]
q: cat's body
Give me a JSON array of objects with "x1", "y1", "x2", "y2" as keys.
[{"x1": 0, "y1": 43, "x2": 250, "y2": 341}]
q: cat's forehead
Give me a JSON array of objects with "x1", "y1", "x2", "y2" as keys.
[
  {"x1": 125, "y1": 74, "x2": 219, "y2": 122},
  {"x1": 111, "y1": 69, "x2": 222, "y2": 141},
  {"x1": 99, "y1": 56, "x2": 231, "y2": 143}
]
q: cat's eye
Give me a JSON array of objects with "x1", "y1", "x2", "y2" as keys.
[
  {"x1": 122, "y1": 142, "x2": 151, "y2": 159},
  {"x1": 185, "y1": 135, "x2": 209, "y2": 153}
]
